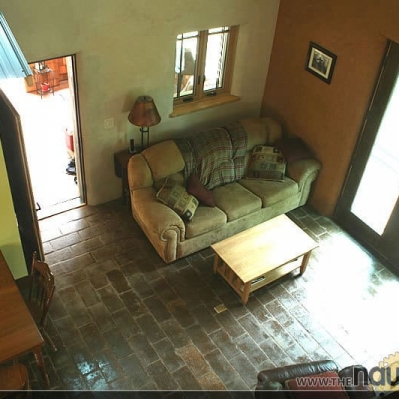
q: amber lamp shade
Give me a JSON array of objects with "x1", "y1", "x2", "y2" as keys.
[{"x1": 128, "y1": 96, "x2": 161, "y2": 150}]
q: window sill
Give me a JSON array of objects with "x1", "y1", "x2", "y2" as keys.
[{"x1": 169, "y1": 94, "x2": 240, "y2": 118}]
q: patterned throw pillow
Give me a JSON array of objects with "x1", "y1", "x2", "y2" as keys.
[
  {"x1": 246, "y1": 145, "x2": 286, "y2": 182},
  {"x1": 156, "y1": 179, "x2": 199, "y2": 221}
]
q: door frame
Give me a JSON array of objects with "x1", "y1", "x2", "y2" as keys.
[
  {"x1": 65, "y1": 54, "x2": 87, "y2": 207},
  {"x1": 334, "y1": 40, "x2": 399, "y2": 270},
  {"x1": 0, "y1": 53, "x2": 85, "y2": 272}
]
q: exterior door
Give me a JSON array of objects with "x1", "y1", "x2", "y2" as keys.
[
  {"x1": 335, "y1": 40, "x2": 399, "y2": 270},
  {"x1": 0, "y1": 88, "x2": 43, "y2": 272}
]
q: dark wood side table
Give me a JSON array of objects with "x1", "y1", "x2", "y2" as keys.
[
  {"x1": 114, "y1": 149, "x2": 136, "y2": 204},
  {"x1": 0, "y1": 250, "x2": 50, "y2": 387}
]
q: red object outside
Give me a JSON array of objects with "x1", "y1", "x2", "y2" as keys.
[
  {"x1": 64, "y1": 129, "x2": 74, "y2": 152},
  {"x1": 41, "y1": 82, "x2": 50, "y2": 92}
]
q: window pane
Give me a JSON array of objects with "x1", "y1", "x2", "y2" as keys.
[
  {"x1": 182, "y1": 31, "x2": 198, "y2": 39},
  {"x1": 174, "y1": 33, "x2": 198, "y2": 98},
  {"x1": 209, "y1": 27, "x2": 228, "y2": 34},
  {"x1": 204, "y1": 29, "x2": 229, "y2": 91}
]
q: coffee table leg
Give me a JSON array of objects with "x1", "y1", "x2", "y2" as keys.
[
  {"x1": 300, "y1": 251, "x2": 312, "y2": 274},
  {"x1": 213, "y1": 254, "x2": 221, "y2": 274},
  {"x1": 33, "y1": 346, "x2": 50, "y2": 387},
  {"x1": 241, "y1": 283, "x2": 251, "y2": 305}
]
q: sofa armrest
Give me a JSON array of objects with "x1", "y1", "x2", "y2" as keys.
[
  {"x1": 286, "y1": 158, "x2": 321, "y2": 205},
  {"x1": 286, "y1": 158, "x2": 321, "y2": 187},
  {"x1": 132, "y1": 187, "x2": 186, "y2": 239},
  {"x1": 127, "y1": 154, "x2": 154, "y2": 191}
]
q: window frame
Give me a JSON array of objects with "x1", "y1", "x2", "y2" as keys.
[
  {"x1": 0, "y1": 11, "x2": 32, "y2": 80},
  {"x1": 173, "y1": 25, "x2": 239, "y2": 107}
]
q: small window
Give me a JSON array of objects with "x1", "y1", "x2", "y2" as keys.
[{"x1": 174, "y1": 26, "x2": 238, "y2": 105}]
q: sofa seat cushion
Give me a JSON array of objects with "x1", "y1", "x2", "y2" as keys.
[
  {"x1": 186, "y1": 206, "x2": 227, "y2": 239},
  {"x1": 212, "y1": 182, "x2": 262, "y2": 222},
  {"x1": 239, "y1": 177, "x2": 299, "y2": 207}
]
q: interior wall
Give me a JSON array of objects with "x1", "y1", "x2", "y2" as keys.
[
  {"x1": 0, "y1": 0, "x2": 280, "y2": 206},
  {"x1": 0, "y1": 141, "x2": 26, "y2": 279},
  {"x1": 261, "y1": 0, "x2": 399, "y2": 216}
]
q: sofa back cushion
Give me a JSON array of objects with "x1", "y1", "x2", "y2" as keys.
[
  {"x1": 241, "y1": 117, "x2": 283, "y2": 150},
  {"x1": 128, "y1": 117, "x2": 284, "y2": 192},
  {"x1": 141, "y1": 140, "x2": 185, "y2": 182},
  {"x1": 174, "y1": 122, "x2": 247, "y2": 189}
]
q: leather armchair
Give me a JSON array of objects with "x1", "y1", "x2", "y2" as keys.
[{"x1": 255, "y1": 360, "x2": 375, "y2": 399}]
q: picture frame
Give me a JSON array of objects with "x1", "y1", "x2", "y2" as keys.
[{"x1": 305, "y1": 42, "x2": 337, "y2": 84}]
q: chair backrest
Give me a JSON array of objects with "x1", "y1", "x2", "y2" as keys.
[
  {"x1": 0, "y1": 363, "x2": 30, "y2": 396},
  {"x1": 28, "y1": 252, "x2": 55, "y2": 328}
]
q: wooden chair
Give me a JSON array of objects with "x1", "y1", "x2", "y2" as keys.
[
  {"x1": 0, "y1": 363, "x2": 30, "y2": 398},
  {"x1": 27, "y1": 252, "x2": 57, "y2": 352}
]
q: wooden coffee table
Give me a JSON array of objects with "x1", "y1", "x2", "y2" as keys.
[{"x1": 211, "y1": 214, "x2": 318, "y2": 305}]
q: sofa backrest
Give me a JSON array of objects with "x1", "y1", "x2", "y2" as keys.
[
  {"x1": 128, "y1": 117, "x2": 283, "y2": 191},
  {"x1": 241, "y1": 116, "x2": 283, "y2": 150},
  {"x1": 142, "y1": 139, "x2": 184, "y2": 182},
  {"x1": 240, "y1": 116, "x2": 283, "y2": 172}
]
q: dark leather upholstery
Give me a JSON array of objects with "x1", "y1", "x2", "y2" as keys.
[
  {"x1": 339, "y1": 365, "x2": 375, "y2": 399},
  {"x1": 255, "y1": 360, "x2": 375, "y2": 399}
]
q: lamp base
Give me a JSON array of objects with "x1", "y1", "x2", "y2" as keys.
[{"x1": 140, "y1": 126, "x2": 150, "y2": 150}]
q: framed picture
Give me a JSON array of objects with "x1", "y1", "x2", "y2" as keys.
[{"x1": 305, "y1": 42, "x2": 337, "y2": 84}]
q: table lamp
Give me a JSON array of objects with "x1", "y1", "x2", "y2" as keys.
[{"x1": 128, "y1": 95, "x2": 161, "y2": 151}]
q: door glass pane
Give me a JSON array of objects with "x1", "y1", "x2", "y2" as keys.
[
  {"x1": 174, "y1": 32, "x2": 198, "y2": 98},
  {"x1": 351, "y1": 73, "x2": 399, "y2": 235},
  {"x1": 204, "y1": 27, "x2": 229, "y2": 91}
]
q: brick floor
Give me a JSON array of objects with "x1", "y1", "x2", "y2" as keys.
[{"x1": 17, "y1": 201, "x2": 399, "y2": 392}]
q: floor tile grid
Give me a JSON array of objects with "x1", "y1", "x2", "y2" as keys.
[{"x1": 18, "y1": 202, "x2": 399, "y2": 392}]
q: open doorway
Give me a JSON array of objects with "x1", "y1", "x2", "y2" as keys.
[
  {"x1": 335, "y1": 40, "x2": 399, "y2": 270},
  {"x1": 0, "y1": 55, "x2": 85, "y2": 219}
]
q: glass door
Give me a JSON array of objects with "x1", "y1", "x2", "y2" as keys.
[
  {"x1": 335, "y1": 40, "x2": 399, "y2": 270},
  {"x1": 0, "y1": 88, "x2": 44, "y2": 272}
]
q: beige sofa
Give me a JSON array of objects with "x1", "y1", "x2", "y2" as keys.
[{"x1": 127, "y1": 117, "x2": 321, "y2": 263}]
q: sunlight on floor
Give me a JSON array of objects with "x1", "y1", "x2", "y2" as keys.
[{"x1": 0, "y1": 77, "x2": 81, "y2": 219}]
